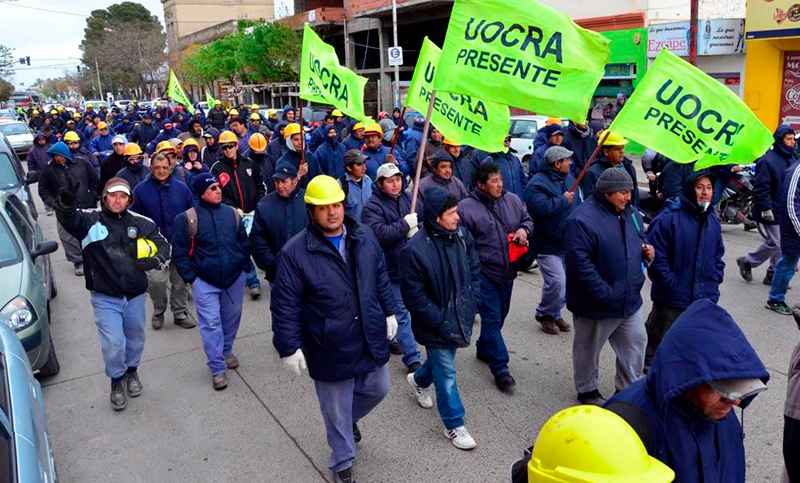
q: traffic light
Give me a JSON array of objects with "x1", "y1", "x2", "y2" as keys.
[
  {"x1": 25, "y1": 57, "x2": 30, "y2": 66},
  {"x1": 18, "y1": 58, "x2": 25, "y2": 65},
  {"x1": 77, "y1": 66, "x2": 81, "y2": 73}
]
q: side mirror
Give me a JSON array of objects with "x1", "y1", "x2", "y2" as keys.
[
  {"x1": 31, "y1": 240, "x2": 58, "y2": 260},
  {"x1": 25, "y1": 171, "x2": 39, "y2": 185}
]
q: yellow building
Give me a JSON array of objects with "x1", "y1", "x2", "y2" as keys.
[{"x1": 744, "y1": 0, "x2": 800, "y2": 131}]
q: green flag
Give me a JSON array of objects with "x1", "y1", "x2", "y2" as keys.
[
  {"x1": 300, "y1": 23, "x2": 367, "y2": 120},
  {"x1": 433, "y1": 0, "x2": 610, "y2": 123},
  {"x1": 205, "y1": 90, "x2": 216, "y2": 107},
  {"x1": 407, "y1": 37, "x2": 509, "y2": 153},
  {"x1": 610, "y1": 50, "x2": 774, "y2": 169},
  {"x1": 167, "y1": 70, "x2": 195, "y2": 115}
]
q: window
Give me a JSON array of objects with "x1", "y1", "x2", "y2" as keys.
[
  {"x1": 4, "y1": 201, "x2": 34, "y2": 251},
  {"x1": 511, "y1": 120, "x2": 539, "y2": 139},
  {"x1": 0, "y1": 123, "x2": 29, "y2": 137},
  {"x1": 0, "y1": 154, "x2": 21, "y2": 191},
  {"x1": 0, "y1": 217, "x2": 20, "y2": 266}
]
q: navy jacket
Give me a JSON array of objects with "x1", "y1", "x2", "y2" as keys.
[
  {"x1": 146, "y1": 127, "x2": 182, "y2": 154},
  {"x1": 314, "y1": 125, "x2": 347, "y2": 179},
  {"x1": 458, "y1": 188, "x2": 533, "y2": 284},
  {"x1": 364, "y1": 145, "x2": 408, "y2": 180},
  {"x1": 647, "y1": 172, "x2": 724, "y2": 309},
  {"x1": 607, "y1": 300, "x2": 769, "y2": 483},
  {"x1": 580, "y1": 153, "x2": 640, "y2": 208},
  {"x1": 343, "y1": 133, "x2": 364, "y2": 151},
  {"x1": 130, "y1": 175, "x2": 194, "y2": 242},
  {"x1": 564, "y1": 192, "x2": 646, "y2": 319},
  {"x1": 563, "y1": 124, "x2": 597, "y2": 176},
  {"x1": 128, "y1": 122, "x2": 158, "y2": 151},
  {"x1": 362, "y1": 186, "x2": 422, "y2": 283},
  {"x1": 778, "y1": 160, "x2": 800, "y2": 256},
  {"x1": 249, "y1": 187, "x2": 307, "y2": 282},
  {"x1": 524, "y1": 167, "x2": 580, "y2": 255},
  {"x1": 482, "y1": 150, "x2": 527, "y2": 200},
  {"x1": 115, "y1": 163, "x2": 148, "y2": 191},
  {"x1": 753, "y1": 125, "x2": 796, "y2": 224},
  {"x1": 404, "y1": 123, "x2": 425, "y2": 171},
  {"x1": 172, "y1": 200, "x2": 250, "y2": 289},
  {"x1": 271, "y1": 218, "x2": 398, "y2": 382},
  {"x1": 660, "y1": 160, "x2": 695, "y2": 201},
  {"x1": 400, "y1": 187, "x2": 481, "y2": 348}
]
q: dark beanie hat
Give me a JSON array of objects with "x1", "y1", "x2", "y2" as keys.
[
  {"x1": 596, "y1": 167, "x2": 634, "y2": 194},
  {"x1": 193, "y1": 173, "x2": 218, "y2": 196}
]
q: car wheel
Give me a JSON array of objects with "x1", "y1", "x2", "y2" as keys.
[{"x1": 38, "y1": 330, "x2": 60, "y2": 378}]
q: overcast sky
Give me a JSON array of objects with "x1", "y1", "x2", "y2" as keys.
[{"x1": 1, "y1": 0, "x2": 165, "y2": 90}]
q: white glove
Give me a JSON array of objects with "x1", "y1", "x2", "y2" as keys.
[
  {"x1": 403, "y1": 213, "x2": 418, "y2": 230},
  {"x1": 282, "y1": 349, "x2": 307, "y2": 376},
  {"x1": 762, "y1": 209, "x2": 775, "y2": 222},
  {"x1": 406, "y1": 226, "x2": 419, "y2": 239},
  {"x1": 386, "y1": 315, "x2": 398, "y2": 340}
]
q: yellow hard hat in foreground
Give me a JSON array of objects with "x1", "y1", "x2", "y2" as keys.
[
  {"x1": 331, "y1": 109, "x2": 343, "y2": 117},
  {"x1": 284, "y1": 123, "x2": 303, "y2": 137},
  {"x1": 602, "y1": 131, "x2": 629, "y2": 147},
  {"x1": 528, "y1": 406, "x2": 674, "y2": 483},
  {"x1": 136, "y1": 238, "x2": 158, "y2": 259},
  {"x1": 63, "y1": 131, "x2": 81, "y2": 142},
  {"x1": 218, "y1": 130, "x2": 238, "y2": 145},
  {"x1": 305, "y1": 175, "x2": 345, "y2": 206}
]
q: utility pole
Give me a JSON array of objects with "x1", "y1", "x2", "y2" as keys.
[
  {"x1": 689, "y1": 0, "x2": 698, "y2": 65},
  {"x1": 95, "y1": 58, "x2": 103, "y2": 98},
  {"x1": 391, "y1": 0, "x2": 400, "y2": 108}
]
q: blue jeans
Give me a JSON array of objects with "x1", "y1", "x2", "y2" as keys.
[
  {"x1": 245, "y1": 258, "x2": 260, "y2": 288},
  {"x1": 391, "y1": 282, "x2": 421, "y2": 367},
  {"x1": 90, "y1": 292, "x2": 147, "y2": 379},
  {"x1": 314, "y1": 363, "x2": 390, "y2": 472},
  {"x1": 536, "y1": 254, "x2": 566, "y2": 320},
  {"x1": 193, "y1": 272, "x2": 246, "y2": 375},
  {"x1": 769, "y1": 253, "x2": 800, "y2": 303},
  {"x1": 414, "y1": 347, "x2": 464, "y2": 430},
  {"x1": 476, "y1": 274, "x2": 514, "y2": 377}
]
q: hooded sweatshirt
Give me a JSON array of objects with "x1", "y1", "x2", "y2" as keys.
[
  {"x1": 27, "y1": 136, "x2": 51, "y2": 172},
  {"x1": 314, "y1": 124, "x2": 347, "y2": 179},
  {"x1": 201, "y1": 127, "x2": 221, "y2": 167}
]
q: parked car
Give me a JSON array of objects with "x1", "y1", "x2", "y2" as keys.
[
  {"x1": 508, "y1": 115, "x2": 570, "y2": 167},
  {"x1": 137, "y1": 101, "x2": 153, "y2": 111},
  {"x1": 82, "y1": 100, "x2": 109, "y2": 110},
  {"x1": 0, "y1": 122, "x2": 34, "y2": 159},
  {"x1": 197, "y1": 101, "x2": 209, "y2": 112},
  {"x1": 0, "y1": 133, "x2": 38, "y2": 219},
  {"x1": 0, "y1": 191, "x2": 59, "y2": 378},
  {"x1": 113, "y1": 99, "x2": 133, "y2": 109},
  {"x1": 0, "y1": 110, "x2": 21, "y2": 122},
  {"x1": 0, "y1": 316, "x2": 59, "y2": 481}
]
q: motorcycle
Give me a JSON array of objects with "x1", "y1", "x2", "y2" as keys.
[{"x1": 717, "y1": 164, "x2": 759, "y2": 234}]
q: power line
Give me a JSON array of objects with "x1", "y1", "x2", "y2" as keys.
[{"x1": 0, "y1": 0, "x2": 89, "y2": 17}]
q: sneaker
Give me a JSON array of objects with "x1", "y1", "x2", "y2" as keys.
[
  {"x1": 151, "y1": 315, "x2": 164, "y2": 330},
  {"x1": 536, "y1": 315, "x2": 559, "y2": 335},
  {"x1": 74, "y1": 263, "x2": 84, "y2": 277},
  {"x1": 766, "y1": 300, "x2": 792, "y2": 315},
  {"x1": 46, "y1": 210, "x2": 54, "y2": 216},
  {"x1": 444, "y1": 426, "x2": 476, "y2": 450},
  {"x1": 737, "y1": 257, "x2": 753, "y2": 282},
  {"x1": 406, "y1": 373, "x2": 433, "y2": 408},
  {"x1": 110, "y1": 378, "x2": 127, "y2": 411},
  {"x1": 763, "y1": 270, "x2": 774, "y2": 286},
  {"x1": 352, "y1": 422, "x2": 362, "y2": 443},
  {"x1": 225, "y1": 354, "x2": 239, "y2": 369},
  {"x1": 577, "y1": 389, "x2": 606, "y2": 406},
  {"x1": 213, "y1": 373, "x2": 228, "y2": 390},
  {"x1": 249, "y1": 285, "x2": 261, "y2": 300},
  {"x1": 333, "y1": 467, "x2": 355, "y2": 483},
  {"x1": 174, "y1": 312, "x2": 197, "y2": 329},
  {"x1": 406, "y1": 361, "x2": 422, "y2": 373},
  {"x1": 554, "y1": 318, "x2": 571, "y2": 332},
  {"x1": 389, "y1": 341, "x2": 402, "y2": 355},
  {"x1": 125, "y1": 370, "x2": 143, "y2": 397},
  {"x1": 495, "y1": 373, "x2": 516, "y2": 393}
]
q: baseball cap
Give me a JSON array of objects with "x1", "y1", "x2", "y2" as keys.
[
  {"x1": 376, "y1": 163, "x2": 401, "y2": 180},
  {"x1": 344, "y1": 149, "x2": 368, "y2": 166},
  {"x1": 710, "y1": 378, "x2": 767, "y2": 401},
  {"x1": 103, "y1": 177, "x2": 132, "y2": 197},
  {"x1": 272, "y1": 161, "x2": 299, "y2": 180},
  {"x1": 112, "y1": 135, "x2": 127, "y2": 145}
]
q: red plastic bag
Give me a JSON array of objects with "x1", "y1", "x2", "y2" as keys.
[{"x1": 507, "y1": 233, "x2": 529, "y2": 263}]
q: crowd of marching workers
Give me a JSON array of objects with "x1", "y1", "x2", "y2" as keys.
[{"x1": 16, "y1": 95, "x2": 800, "y2": 483}]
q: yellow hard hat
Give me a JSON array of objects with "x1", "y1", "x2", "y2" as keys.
[
  {"x1": 73, "y1": 112, "x2": 81, "y2": 118},
  {"x1": 155, "y1": 141, "x2": 176, "y2": 154},
  {"x1": 97, "y1": 121, "x2": 108, "y2": 129},
  {"x1": 267, "y1": 109, "x2": 277, "y2": 116},
  {"x1": 124, "y1": 143, "x2": 143, "y2": 156},
  {"x1": 304, "y1": 175, "x2": 346, "y2": 206},
  {"x1": 528, "y1": 406, "x2": 674, "y2": 483},
  {"x1": 250, "y1": 112, "x2": 261, "y2": 120},
  {"x1": 331, "y1": 109, "x2": 343, "y2": 117},
  {"x1": 214, "y1": 100, "x2": 222, "y2": 105},
  {"x1": 32, "y1": 110, "x2": 39, "y2": 115},
  {"x1": 250, "y1": 104, "x2": 259, "y2": 111},
  {"x1": 218, "y1": 130, "x2": 238, "y2": 145},
  {"x1": 353, "y1": 122, "x2": 364, "y2": 131},
  {"x1": 546, "y1": 117, "x2": 562, "y2": 126},
  {"x1": 63, "y1": 131, "x2": 81, "y2": 142},
  {"x1": 182, "y1": 138, "x2": 200, "y2": 151},
  {"x1": 444, "y1": 137, "x2": 459, "y2": 146},
  {"x1": 602, "y1": 131, "x2": 629, "y2": 147},
  {"x1": 57, "y1": 105, "x2": 64, "y2": 110},
  {"x1": 50, "y1": 109, "x2": 58, "y2": 115},
  {"x1": 229, "y1": 109, "x2": 239, "y2": 116},
  {"x1": 284, "y1": 123, "x2": 302, "y2": 137},
  {"x1": 363, "y1": 122, "x2": 383, "y2": 137},
  {"x1": 136, "y1": 238, "x2": 158, "y2": 259},
  {"x1": 86, "y1": 103, "x2": 94, "y2": 108},
  {"x1": 248, "y1": 133, "x2": 267, "y2": 152}
]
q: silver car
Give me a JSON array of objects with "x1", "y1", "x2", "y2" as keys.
[{"x1": 0, "y1": 122, "x2": 34, "y2": 159}]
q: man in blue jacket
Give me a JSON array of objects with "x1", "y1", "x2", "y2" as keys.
[
  {"x1": 128, "y1": 114, "x2": 158, "y2": 153},
  {"x1": 131, "y1": 155, "x2": 196, "y2": 330},
  {"x1": 401, "y1": 186, "x2": 482, "y2": 450},
  {"x1": 315, "y1": 124, "x2": 347, "y2": 179},
  {"x1": 458, "y1": 162, "x2": 533, "y2": 392},
  {"x1": 579, "y1": 131, "x2": 640, "y2": 208},
  {"x1": 362, "y1": 163, "x2": 424, "y2": 373},
  {"x1": 249, "y1": 161, "x2": 307, "y2": 284},
  {"x1": 563, "y1": 121, "x2": 597, "y2": 176},
  {"x1": 342, "y1": 121, "x2": 365, "y2": 151},
  {"x1": 172, "y1": 174, "x2": 250, "y2": 391},
  {"x1": 276, "y1": 123, "x2": 322, "y2": 190},
  {"x1": 271, "y1": 175, "x2": 398, "y2": 483},
  {"x1": 606, "y1": 300, "x2": 769, "y2": 483},
  {"x1": 738, "y1": 125, "x2": 797, "y2": 286},
  {"x1": 767, "y1": 158, "x2": 800, "y2": 314},
  {"x1": 146, "y1": 121, "x2": 181, "y2": 155},
  {"x1": 645, "y1": 171, "x2": 724, "y2": 369},
  {"x1": 476, "y1": 136, "x2": 528, "y2": 200},
  {"x1": 362, "y1": 123, "x2": 408, "y2": 180},
  {"x1": 89, "y1": 121, "x2": 114, "y2": 164},
  {"x1": 529, "y1": 124, "x2": 564, "y2": 176},
  {"x1": 341, "y1": 149, "x2": 373, "y2": 222},
  {"x1": 524, "y1": 146, "x2": 580, "y2": 336},
  {"x1": 565, "y1": 168, "x2": 654, "y2": 405}
]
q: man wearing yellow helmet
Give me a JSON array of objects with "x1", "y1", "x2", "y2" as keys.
[
  {"x1": 362, "y1": 122, "x2": 408, "y2": 180},
  {"x1": 579, "y1": 131, "x2": 639, "y2": 207},
  {"x1": 248, "y1": 112, "x2": 269, "y2": 139},
  {"x1": 207, "y1": 100, "x2": 227, "y2": 130},
  {"x1": 343, "y1": 121, "x2": 366, "y2": 151},
  {"x1": 272, "y1": 175, "x2": 399, "y2": 483},
  {"x1": 28, "y1": 109, "x2": 44, "y2": 131},
  {"x1": 276, "y1": 122, "x2": 322, "y2": 190}
]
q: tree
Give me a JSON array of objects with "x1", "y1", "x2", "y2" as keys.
[
  {"x1": 0, "y1": 45, "x2": 14, "y2": 79},
  {"x1": 238, "y1": 23, "x2": 300, "y2": 83},
  {"x1": 0, "y1": 78, "x2": 13, "y2": 102},
  {"x1": 80, "y1": 2, "x2": 167, "y2": 96},
  {"x1": 183, "y1": 34, "x2": 244, "y2": 87}
]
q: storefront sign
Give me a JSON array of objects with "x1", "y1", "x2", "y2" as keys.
[
  {"x1": 699, "y1": 19, "x2": 746, "y2": 55},
  {"x1": 746, "y1": 0, "x2": 800, "y2": 40},
  {"x1": 780, "y1": 51, "x2": 800, "y2": 129},
  {"x1": 648, "y1": 22, "x2": 690, "y2": 58},
  {"x1": 603, "y1": 63, "x2": 637, "y2": 79}
]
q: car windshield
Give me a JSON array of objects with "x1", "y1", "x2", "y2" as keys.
[
  {"x1": 0, "y1": 124, "x2": 28, "y2": 136},
  {"x1": 0, "y1": 216, "x2": 20, "y2": 266},
  {"x1": 0, "y1": 154, "x2": 21, "y2": 190},
  {"x1": 512, "y1": 120, "x2": 539, "y2": 139},
  {"x1": 0, "y1": 111, "x2": 15, "y2": 119}
]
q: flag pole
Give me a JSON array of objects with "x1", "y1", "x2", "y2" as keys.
[
  {"x1": 298, "y1": 97, "x2": 306, "y2": 165},
  {"x1": 389, "y1": 106, "x2": 406, "y2": 155},
  {"x1": 410, "y1": 91, "x2": 437, "y2": 213},
  {"x1": 569, "y1": 130, "x2": 610, "y2": 193}
]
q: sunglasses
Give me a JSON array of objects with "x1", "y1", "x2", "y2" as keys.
[
  {"x1": 221, "y1": 144, "x2": 237, "y2": 150},
  {"x1": 208, "y1": 184, "x2": 221, "y2": 191}
]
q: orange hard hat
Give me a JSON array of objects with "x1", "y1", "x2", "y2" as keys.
[
  {"x1": 248, "y1": 133, "x2": 267, "y2": 152},
  {"x1": 124, "y1": 143, "x2": 143, "y2": 156}
]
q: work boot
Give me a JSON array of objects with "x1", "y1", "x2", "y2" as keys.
[
  {"x1": 577, "y1": 389, "x2": 606, "y2": 406},
  {"x1": 225, "y1": 354, "x2": 239, "y2": 369},
  {"x1": 763, "y1": 269, "x2": 774, "y2": 286},
  {"x1": 249, "y1": 285, "x2": 261, "y2": 301},
  {"x1": 74, "y1": 263, "x2": 84, "y2": 276},
  {"x1": 125, "y1": 369, "x2": 143, "y2": 397},
  {"x1": 213, "y1": 373, "x2": 228, "y2": 390},
  {"x1": 110, "y1": 377, "x2": 127, "y2": 411},
  {"x1": 174, "y1": 312, "x2": 197, "y2": 329},
  {"x1": 151, "y1": 314, "x2": 164, "y2": 330},
  {"x1": 495, "y1": 373, "x2": 516, "y2": 393},
  {"x1": 333, "y1": 467, "x2": 355, "y2": 483},
  {"x1": 353, "y1": 422, "x2": 362, "y2": 443},
  {"x1": 389, "y1": 341, "x2": 402, "y2": 355},
  {"x1": 736, "y1": 257, "x2": 753, "y2": 282},
  {"x1": 536, "y1": 315, "x2": 559, "y2": 335},
  {"x1": 554, "y1": 318, "x2": 571, "y2": 332}
]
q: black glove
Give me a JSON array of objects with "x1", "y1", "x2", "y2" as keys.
[
  {"x1": 134, "y1": 257, "x2": 160, "y2": 272},
  {"x1": 57, "y1": 178, "x2": 79, "y2": 207}
]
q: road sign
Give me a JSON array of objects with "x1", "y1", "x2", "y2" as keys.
[{"x1": 388, "y1": 46, "x2": 403, "y2": 67}]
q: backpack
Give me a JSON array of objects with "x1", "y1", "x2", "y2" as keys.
[{"x1": 185, "y1": 206, "x2": 241, "y2": 257}]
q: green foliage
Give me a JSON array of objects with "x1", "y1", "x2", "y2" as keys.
[
  {"x1": 0, "y1": 45, "x2": 14, "y2": 79},
  {"x1": 0, "y1": 78, "x2": 13, "y2": 102}
]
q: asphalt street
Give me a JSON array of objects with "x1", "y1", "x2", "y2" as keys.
[{"x1": 36, "y1": 186, "x2": 795, "y2": 482}]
